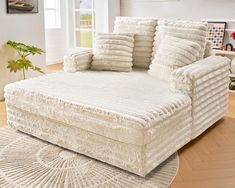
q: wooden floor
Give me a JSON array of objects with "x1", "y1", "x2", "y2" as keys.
[
  {"x1": 171, "y1": 94, "x2": 235, "y2": 188},
  {"x1": 1, "y1": 63, "x2": 235, "y2": 187}
]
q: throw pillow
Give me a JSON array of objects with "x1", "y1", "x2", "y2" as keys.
[
  {"x1": 91, "y1": 33, "x2": 134, "y2": 72},
  {"x1": 148, "y1": 36, "x2": 201, "y2": 82},
  {"x1": 152, "y1": 19, "x2": 208, "y2": 61}
]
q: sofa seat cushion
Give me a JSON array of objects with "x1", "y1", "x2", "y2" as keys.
[{"x1": 5, "y1": 70, "x2": 191, "y2": 146}]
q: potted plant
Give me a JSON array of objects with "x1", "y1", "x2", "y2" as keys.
[{"x1": 5, "y1": 41, "x2": 45, "y2": 80}]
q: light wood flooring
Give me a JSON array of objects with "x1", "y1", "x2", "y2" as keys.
[{"x1": 0, "y1": 63, "x2": 235, "y2": 187}]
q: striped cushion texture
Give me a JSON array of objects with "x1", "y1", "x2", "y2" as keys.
[
  {"x1": 149, "y1": 36, "x2": 201, "y2": 82},
  {"x1": 114, "y1": 17, "x2": 157, "y2": 68},
  {"x1": 5, "y1": 70, "x2": 191, "y2": 176},
  {"x1": 91, "y1": 33, "x2": 134, "y2": 72},
  {"x1": 152, "y1": 19, "x2": 208, "y2": 61},
  {"x1": 170, "y1": 55, "x2": 230, "y2": 139}
]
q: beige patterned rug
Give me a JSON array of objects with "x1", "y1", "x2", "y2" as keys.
[{"x1": 0, "y1": 128, "x2": 179, "y2": 188}]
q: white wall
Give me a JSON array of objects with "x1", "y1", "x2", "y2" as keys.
[
  {"x1": 45, "y1": 0, "x2": 68, "y2": 65},
  {"x1": 121, "y1": 0, "x2": 235, "y2": 20},
  {"x1": 0, "y1": 1, "x2": 46, "y2": 100},
  {"x1": 121, "y1": 0, "x2": 235, "y2": 49},
  {"x1": 95, "y1": 0, "x2": 120, "y2": 33}
]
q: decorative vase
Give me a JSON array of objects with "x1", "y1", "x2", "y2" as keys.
[{"x1": 229, "y1": 81, "x2": 235, "y2": 90}]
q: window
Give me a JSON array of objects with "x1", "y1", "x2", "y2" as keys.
[
  {"x1": 75, "y1": 0, "x2": 95, "y2": 48},
  {"x1": 44, "y1": 0, "x2": 61, "y2": 29}
]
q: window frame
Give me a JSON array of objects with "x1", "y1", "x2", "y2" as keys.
[
  {"x1": 44, "y1": 0, "x2": 61, "y2": 29},
  {"x1": 74, "y1": 0, "x2": 95, "y2": 48}
]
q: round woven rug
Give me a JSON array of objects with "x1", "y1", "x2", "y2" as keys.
[{"x1": 0, "y1": 128, "x2": 179, "y2": 188}]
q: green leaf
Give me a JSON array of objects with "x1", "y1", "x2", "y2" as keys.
[
  {"x1": 6, "y1": 40, "x2": 45, "y2": 55},
  {"x1": 7, "y1": 60, "x2": 21, "y2": 72},
  {"x1": 29, "y1": 64, "x2": 45, "y2": 74},
  {"x1": 5, "y1": 40, "x2": 45, "y2": 77}
]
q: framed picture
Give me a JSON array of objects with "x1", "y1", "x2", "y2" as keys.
[
  {"x1": 207, "y1": 22, "x2": 226, "y2": 49},
  {"x1": 7, "y1": 0, "x2": 38, "y2": 14}
]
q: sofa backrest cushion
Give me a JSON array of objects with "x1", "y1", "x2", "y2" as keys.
[
  {"x1": 152, "y1": 19, "x2": 208, "y2": 61},
  {"x1": 204, "y1": 41, "x2": 213, "y2": 58},
  {"x1": 91, "y1": 33, "x2": 135, "y2": 72},
  {"x1": 148, "y1": 36, "x2": 201, "y2": 82},
  {"x1": 114, "y1": 17, "x2": 157, "y2": 68}
]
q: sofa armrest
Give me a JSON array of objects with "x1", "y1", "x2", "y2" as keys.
[
  {"x1": 63, "y1": 50, "x2": 93, "y2": 73},
  {"x1": 171, "y1": 55, "x2": 230, "y2": 139},
  {"x1": 171, "y1": 55, "x2": 230, "y2": 96}
]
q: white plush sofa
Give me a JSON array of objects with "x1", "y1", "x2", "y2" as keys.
[{"x1": 4, "y1": 17, "x2": 230, "y2": 177}]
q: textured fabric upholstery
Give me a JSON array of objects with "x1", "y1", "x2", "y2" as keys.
[
  {"x1": 204, "y1": 41, "x2": 213, "y2": 58},
  {"x1": 91, "y1": 33, "x2": 134, "y2": 72},
  {"x1": 63, "y1": 49, "x2": 93, "y2": 72},
  {"x1": 114, "y1": 17, "x2": 157, "y2": 68},
  {"x1": 5, "y1": 70, "x2": 191, "y2": 177},
  {"x1": 152, "y1": 19, "x2": 208, "y2": 61},
  {"x1": 149, "y1": 36, "x2": 201, "y2": 82},
  {"x1": 4, "y1": 17, "x2": 230, "y2": 178},
  {"x1": 171, "y1": 55, "x2": 230, "y2": 139}
]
